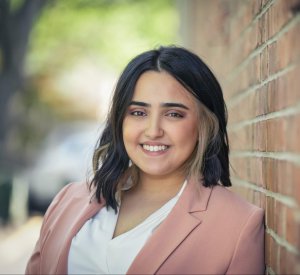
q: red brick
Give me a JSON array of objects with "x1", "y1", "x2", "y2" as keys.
[
  {"x1": 269, "y1": 22, "x2": 300, "y2": 73},
  {"x1": 229, "y1": 125, "x2": 252, "y2": 151},
  {"x1": 295, "y1": 172, "x2": 300, "y2": 205},
  {"x1": 265, "y1": 232, "x2": 272, "y2": 267},
  {"x1": 225, "y1": 55, "x2": 261, "y2": 104},
  {"x1": 229, "y1": 121, "x2": 267, "y2": 152},
  {"x1": 268, "y1": 41, "x2": 278, "y2": 75},
  {"x1": 286, "y1": 114, "x2": 300, "y2": 152},
  {"x1": 266, "y1": 117, "x2": 287, "y2": 151},
  {"x1": 276, "y1": 160, "x2": 300, "y2": 198},
  {"x1": 286, "y1": 207, "x2": 300, "y2": 250},
  {"x1": 230, "y1": 157, "x2": 246, "y2": 179},
  {"x1": 263, "y1": 158, "x2": 276, "y2": 192},
  {"x1": 253, "y1": 157, "x2": 264, "y2": 187},
  {"x1": 242, "y1": 21, "x2": 260, "y2": 65},
  {"x1": 279, "y1": 247, "x2": 289, "y2": 274},
  {"x1": 270, "y1": 234, "x2": 278, "y2": 271},
  {"x1": 266, "y1": 196, "x2": 275, "y2": 231},
  {"x1": 280, "y1": 247, "x2": 300, "y2": 274},
  {"x1": 260, "y1": 46, "x2": 269, "y2": 81},
  {"x1": 267, "y1": 0, "x2": 298, "y2": 39},
  {"x1": 230, "y1": 156, "x2": 265, "y2": 189},
  {"x1": 228, "y1": 91, "x2": 256, "y2": 124},
  {"x1": 268, "y1": 65, "x2": 300, "y2": 113},
  {"x1": 261, "y1": 158, "x2": 299, "y2": 198},
  {"x1": 260, "y1": 192, "x2": 266, "y2": 209},
  {"x1": 274, "y1": 239, "x2": 281, "y2": 274},
  {"x1": 254, "y1": 120, "x2": 267, "y2": 151},
  {"x1": 252, "y1": 0, "x2": 263, "y2": 17},
  {"x1": 182, "y1": 1, "x2": 300, "y2": 272},
  {"x1": 279, "y1": 247, "x2": 287, "y2": 273},
  {"x1": 256, "y1": 85, "x2": 268, "y2": 116},
  {"x1": 275, "y1": 201, "x2": 286, "y2": 239},
  {"x1": 228, "y1": 1, "x2": 253, "y2": 42},
  {"x1": 259, "y1": 11, "x2": 268, "y2": 45},
  {"x1": 252, "y1": 191, "x2": 265, "y2": 209}
]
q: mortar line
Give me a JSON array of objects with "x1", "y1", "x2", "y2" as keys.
[
  {"x1": 230, "y1": 151, "x2": 300, "y2": 166},
  {"x1": 266, "y1": 227, "x2": 300, "y2": 256},
  {"x1": 228, "y1": 101, "x2": 300, "y2": 131},
  {"x1": 266, "y1": 266, "x2": 276, "y2": 275},
  {"x1": 227, "y1": 13, "x2": 300, "y2": 82},
  {"x1": 238, "y1": 0, "x2": 277, "y2": 42},
  {"x1": 227, "y1": 62, "x2": 296, "y2": 108},
  {"x1": 232, "y1": 177, "x2": 299, "y2": 208}
]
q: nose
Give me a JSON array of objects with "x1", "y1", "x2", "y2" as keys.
[{"x1": 144, "y1": 116, "x2": 164, "y2": 139}]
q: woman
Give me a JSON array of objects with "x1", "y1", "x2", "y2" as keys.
[{"x1": 26, "y1": 46, "x2": 264, "y2": 274}]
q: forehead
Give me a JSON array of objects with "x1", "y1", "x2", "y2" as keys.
[{"x1": 132, "y1": 71, "x2": 196, "y2": 105}]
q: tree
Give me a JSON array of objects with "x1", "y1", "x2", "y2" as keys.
[
  {"x1": 0, "y1": 0, "x2": 48, "y2": 171},
  {"x1": 0, "y1": 0, "x2": 177, "y2": 173}
]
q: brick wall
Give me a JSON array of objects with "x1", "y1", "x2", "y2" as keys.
[{"x1": 179, "y1": 0, "x2": 300, "y2": 273}]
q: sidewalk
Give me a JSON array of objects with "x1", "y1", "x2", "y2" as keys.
[{"x1": 0, "y1": 216, "x2": 42, "y2": 274}]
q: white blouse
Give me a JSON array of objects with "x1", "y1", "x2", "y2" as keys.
[{"x1": 68, "y1": 180, "x2": 187, "y2": 275}]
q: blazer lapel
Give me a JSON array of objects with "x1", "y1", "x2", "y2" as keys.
[
  {"x1": 55, "y1": 195, "x2": 105, "y2": 274},
  {"x1": 127, "y1": 179, "x2": 213, "y2": 274}
]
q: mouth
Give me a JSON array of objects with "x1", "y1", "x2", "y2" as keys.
[{"x1": 140, "y1": 144, "x2": 170, "y2": 152}]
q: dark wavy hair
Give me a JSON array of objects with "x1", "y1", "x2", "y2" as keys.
[{"x1": 91, "y1": 45, "x2": 231, "y2": 211}]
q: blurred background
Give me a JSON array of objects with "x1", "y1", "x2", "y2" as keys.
[
  {"x1": 0, "y1": 0, "x2": 179, "y2": 272},
  {"x1": 1, "y1": 0, "x2": 300, "y2": 274}
]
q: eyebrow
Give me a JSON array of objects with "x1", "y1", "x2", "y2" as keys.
[{"x1": 129, "y1": 101, "x2": 189, "y2": 110}]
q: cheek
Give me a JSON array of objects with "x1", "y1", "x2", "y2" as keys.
[
  {"x1": 122, "y1": 118, "x2": 142, "y2": 145},
  {"x1": 175, "y1": 121, "x2": 198, "y2": 145}
]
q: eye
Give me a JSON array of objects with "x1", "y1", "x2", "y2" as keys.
[
  {"x1": 166, "y1": 112, "x2": 184, "y2": 118},
  {"x1": 130, "y1": 110, "x2": 146, "y2": 117}
]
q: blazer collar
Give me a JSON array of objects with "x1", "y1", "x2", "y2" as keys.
[
  {"x1": 54, "y1": 179, "x2": 213, "y2": 274},
  {"x1": 127, "y1": 178, "x2": 213, "y2": 274},
  {"x1": 179, "y1": 177, "x2": 213, "y2": 213}
]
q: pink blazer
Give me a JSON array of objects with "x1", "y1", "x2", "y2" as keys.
[{"x1": 26, "y1": 179, "x2": 265, "y2": 274}]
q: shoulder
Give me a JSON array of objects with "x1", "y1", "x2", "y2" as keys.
[
  {"x1": 208, "y1": 185, "x2": 264, "y2": 226},
  {"x1": 48, "y1": 181, "x2": 91, "y2": 207},
  {"x1": 39, "y1": 181, "x2": 100, "y2": 241},
  {"x1": 208, "y1": 186, "x2": 265, "y2": 273},
  {"x1": 42, "y1": 181, "x2": 93, "y2": 224},
  {"x1": 54, "y1": 181, "x2": 91, "y2": 201},
  {"x1": 210, "y1": 185, "x2": 262, "y2": 211}
]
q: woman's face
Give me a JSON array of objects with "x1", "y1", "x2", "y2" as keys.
[{"x1": 122, "y1": 71, "x2": 199, "y2": 180}]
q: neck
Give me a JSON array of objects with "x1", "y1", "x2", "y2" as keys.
[{"x1": 136, "y1": 171, "x2": 186, "y2": 195}]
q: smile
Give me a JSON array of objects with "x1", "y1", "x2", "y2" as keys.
[{"x1": 141, "y1": 144, "x2": 169, "y2": 152}]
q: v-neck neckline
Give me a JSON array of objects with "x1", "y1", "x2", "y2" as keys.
[{"x1": 111, "y1": 180, "x2": 187, "y2": 241}]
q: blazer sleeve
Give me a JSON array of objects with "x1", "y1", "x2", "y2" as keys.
[
  {"x1": 25, "y1": 183, "x2": 75, "y2": 274},
  {"x1": 226, "y1": 207, "x2": 265, "y2": 275}
]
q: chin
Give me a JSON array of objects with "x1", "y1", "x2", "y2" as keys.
[{"x1": 139, "y1": 167, "x2": 176, "y2": 178}]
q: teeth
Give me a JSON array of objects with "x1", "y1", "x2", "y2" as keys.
[{"x1": 143, "y1": 144, "x2": 168, "y2": 152}]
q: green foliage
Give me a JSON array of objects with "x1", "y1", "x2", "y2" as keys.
[
  {"x1": 9, "y1": 0, "x2": 24, "y2": 13},
  {"x1": 27, "y1": 0, "x2": 178, "y2": 74}
]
